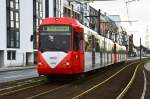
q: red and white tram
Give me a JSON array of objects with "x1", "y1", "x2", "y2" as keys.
[{"x1": 37, "y1": 17, "x2": 126, "y2": 76}]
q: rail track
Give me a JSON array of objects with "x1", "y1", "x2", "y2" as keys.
[
  {"x1": 0, "y1": 59, "x2": 149, "y2": 99},
  {"x1": 71, "y1": 61, "x2": 141, "y2": 99},
  {"x1": 0, "y1": 77, "x2": 47, "y2": 96},
  {"x1": 116, "y1": 62, "x2": 143, "y2": 99},
  {"x1": 72, "y1": 60, "x2": 149, "y2": 99},
  {"x1": 0, "y1": 73, "x2": 75, "y2": 99},
  {"x1": 0, "y1": 76, "x2": 45, "y2": 89}
]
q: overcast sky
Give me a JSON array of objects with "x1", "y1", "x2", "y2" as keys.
[{"x1": 90, "y1": 0, "x2": 150, "y2": 46}]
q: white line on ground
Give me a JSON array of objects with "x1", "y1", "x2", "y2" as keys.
[{"x1": 141, "y1": 70, "x2": 147, "y2": 99}]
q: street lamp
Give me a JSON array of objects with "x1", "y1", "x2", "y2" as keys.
[
  {"x1": 140, "y1": 37, "x2": 141, "y2": 61},
  {"x1": 125, "y1": 0, "x2": 139, "y2": 3},
  {"x1": 124, "y1": 0, "x2": 139, "y2": 23}
]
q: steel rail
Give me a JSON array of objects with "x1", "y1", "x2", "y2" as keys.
[
  {"x1": 0, "y1": 79, "x2": 46, "y2": 96},
  {"x1": 0, "y1": 60, "x2": 144, "y2": 98},
  {"x1": 116, "y1": 62, "x2": 144, "y2": 99},
  {"x1": 25, "y1": 84, "x2": 69, "y2": 99},
  {"x1": 0, "y1": 83, "x2": 42, "y2": 96},
  {"x1": 0, "y1": 79, "x2": 45, "y2": 92},
  {"x1": 25, "y1": 62, "x2": 131, "y2": 99},
  {"x1": 71, "y1": 61, "x2": 139, "y2": 99}
]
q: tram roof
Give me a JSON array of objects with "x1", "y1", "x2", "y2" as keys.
[{"x1": 40, "y1": 17, "x2": 82, "y2": 26}]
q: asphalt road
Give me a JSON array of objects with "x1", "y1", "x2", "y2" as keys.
[{"x1": 0, "y1": 69, "x2": 38, "y2": 83}]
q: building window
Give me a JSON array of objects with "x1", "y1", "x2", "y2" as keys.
[
  {"x1": 63, "y1": 7, "x2": 71, "y2": 18},
  {"x1": 16, "y1": 13, "x2": 19, "y2": 21},
  {"x1": 7, "y1": 51, "x2": 16, "y2": 60},
  {"x1": 7, "y1": 51, "x2": 11, "y2": 60},
  {"x1": 10, "y1": 11, "x2": 14, "y2": 20},
  {"x1": 7, "y1": 0, "x2": 20, "y2": 48},
  {"x1": 10, "y1": 1, "x2": 14, "y2": 8},
  {"x1": 15, "y1": 0, "x2": 19, "y2": 9},
  {"x1": 12, "y1": 51, "x2": 16, "y2": 60},
  {"x1": 10, "y1": 21, "x2": 14, "y2": 28}
]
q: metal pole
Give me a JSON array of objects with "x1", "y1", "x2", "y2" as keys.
[
  {"x1": 45, "y1": 0, "x2": 49, "y2": 17},
  {"x1": 71, "y1": 4, "x2": 73, "y2": 18},
  {"x1": 140, "y1": 37, "x2": 141, "y2": 61},
  {"x1": 98, "y1": 9, "x2": 101, "y2": 35},
  {"x1": 54, "y1": 0, "x2": 56, "y2": 17}
]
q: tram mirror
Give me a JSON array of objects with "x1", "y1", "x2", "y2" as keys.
[{"x1": 30, "y1": 35, "x2": 33, "y2": 42}]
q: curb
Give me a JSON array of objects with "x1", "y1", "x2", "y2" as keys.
[{"x1": 0, "y1": 66, "x2": 36, "y2": 72}]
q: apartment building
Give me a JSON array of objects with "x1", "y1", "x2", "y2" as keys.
[{"x1": 0, "y1": 0, "x2": 46, "y2": 67}]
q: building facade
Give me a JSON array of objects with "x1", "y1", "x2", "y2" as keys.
[
  {"x1": 0, "y1": 0, "x2": 39, "y2": 67},
  {"x1": 128, "y1": 34, "x2": 134, "y2": 56},
  {"x1": 89, "y1": 6, "x2": 98, "y2": 31},
  {"x1": 45, "y1": 0, "x2": 90, "y2": 26}
]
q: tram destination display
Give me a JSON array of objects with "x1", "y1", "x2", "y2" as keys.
[{"x1": 42, "y1": 25, "x2": 70, "y2": 32}]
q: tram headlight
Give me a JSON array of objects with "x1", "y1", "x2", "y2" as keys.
[
  {"x1": 65, "y1": 62, "x2": 70, "y2": 66},
  {"x1": 38, "y1": 62, "x2": 42, "y2": 66}
]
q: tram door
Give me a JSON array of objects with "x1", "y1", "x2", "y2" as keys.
[
  {"x1": 92, "y1": 35, "x2": 95, "y2": 68},
  {"x1": 73, "y1": 28, "x2": 84, "y2": 73},
  {"x1": 114, "y1": 44, "x2": 117, "y2": 64}
]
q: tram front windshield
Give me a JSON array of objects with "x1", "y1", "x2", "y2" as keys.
[{"x1": 39, "y1": 25, "x2": 71, "y2": 52}]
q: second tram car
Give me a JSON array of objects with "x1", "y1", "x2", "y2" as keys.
[{"x1": 37, "y1": 17, "x2": 126, "y2": 76}]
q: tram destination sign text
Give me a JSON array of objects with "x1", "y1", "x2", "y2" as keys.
[{"x1": 42, "y1": 25, "x2": 70, "y2": 32}]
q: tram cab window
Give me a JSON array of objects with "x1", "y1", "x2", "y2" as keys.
[
  {"x1": 73, "y1": 31, "x2": 83, "y2": 51},
  {"x1": 79, "y1": 33, "x2": 83, "y2": 50}
]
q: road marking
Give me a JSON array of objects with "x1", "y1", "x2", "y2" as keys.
[
  {"x1": 141, "y1": 70, "x2": 147, "y2": 99},
  {"x1": 4, "y1": 75, "x2": 23, "y2": 79},
  {"x1": 71, "y1": 61, "x2": 139, "y2": 99}
]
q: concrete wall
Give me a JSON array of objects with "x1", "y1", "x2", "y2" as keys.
[
  {"x1": 4, "y1": 51, "x2": 25, "y2": 66},
  {"x1": 49, "y1": 0, "x2": 54, "y2": 17},
  {"x1": 0, "y1": 0, "x2": 6, "y2": 50},
  {"x1": 0, "y1": 51, "x2": 4, "y2": 66},
  {"x1": 20, "y1": 0, "x2": 33, "y2": 52},
  {"x1": 42, "y1": 0, "x2": 46, "y2": 18}
]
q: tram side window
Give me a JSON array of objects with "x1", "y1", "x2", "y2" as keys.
[
  {"x1": 73, "y1": 31, "x2": 83, "y2": 51},
  {"x1": 85, "y1": 35, "x2": 92, "y2": 52},
  {"x1": 73, "y1": 31, "x2": 79, "y2": 51},
  {"x1": 95, "y1": 38, "x2": 100, "y2": 52},
  {"x1": 79, "y1": 33, "x2": 83, "y2": 50},
  {"x1": 74, "y1": 31, "x2": 82, "y2": 51}
]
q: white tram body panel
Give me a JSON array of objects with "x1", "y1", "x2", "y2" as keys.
[{"x1": 83, "y1": 26, "x2": 115, "y2": 72}]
